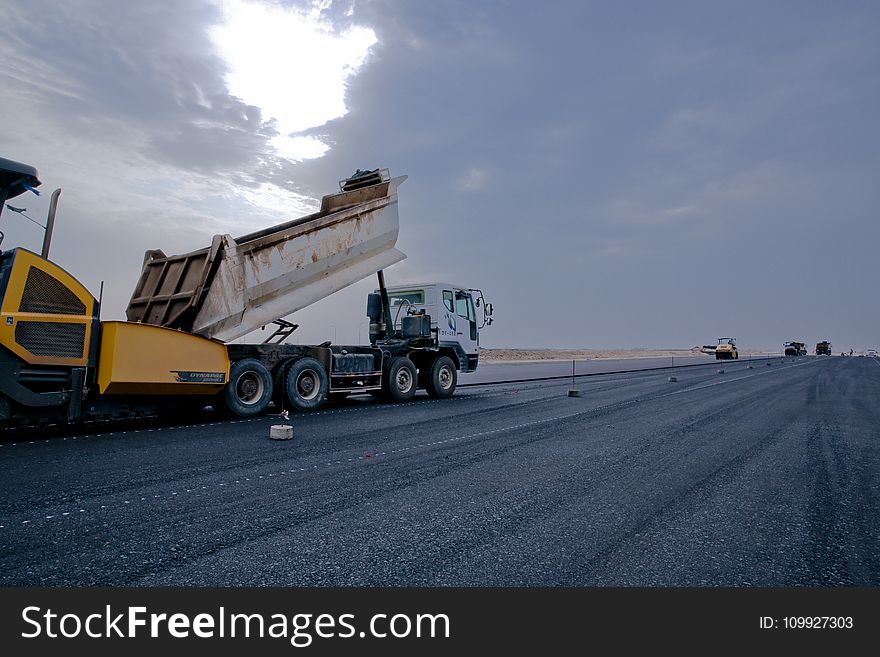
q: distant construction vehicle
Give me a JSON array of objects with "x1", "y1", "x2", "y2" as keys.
[
  {"x1": 784, "y1": 341, "x2": 807, "y2": 357},
  {"x1": 0, "y1": 161, "x2": 493, "y2": 428},
  {"x1": 815, "y1": 341, "x2": 832, "y2": 356},
  {"x1": 714, "y1": 337, "x2": 738, "y2": 360}
]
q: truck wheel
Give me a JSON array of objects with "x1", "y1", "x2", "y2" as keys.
[
  {"x1": 425, "y1": 356, "x2": 457, "y2": 399},
  {"x1": 285, "y1": 357, "x2": 328, "y2": 411},
  {"x1": 384, "y1": 356, "x2": 417, "y2": 403},
  {"x1": 224, "y1": 359, "x2": 273, "y2": 417}
]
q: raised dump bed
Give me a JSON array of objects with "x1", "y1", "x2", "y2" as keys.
[{"x1": 126, "y1": 169, "x2": 407, "y2": 342}]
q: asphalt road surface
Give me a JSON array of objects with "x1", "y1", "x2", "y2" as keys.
[
  {"x1": 459, "y1": 353, "x2": 720, "y2": 384},
  {"x1": 1, "y1": 355, "x2": 878, "y2": 586}
]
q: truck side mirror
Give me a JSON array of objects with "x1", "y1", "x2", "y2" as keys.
[{"x1": 486, "y1": 303, "x2": 493, "y2": 316}]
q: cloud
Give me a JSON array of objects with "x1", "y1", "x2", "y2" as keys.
[
  {"x1": 1, "y1": 1, "x2": 278, "y2": 181},
  {"x1": 1, "y1": 0, "x2": 376, "y2": 193},
  {"x1": 0, "y1": 0, "x2": 384, "y2": 330},
  {"x1": 210, "y1": 0, "x2": 377, "y2": 162}
]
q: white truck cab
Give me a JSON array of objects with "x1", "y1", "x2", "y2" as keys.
[{"x1": 383, "y1": 282, "x2": 492, "y2": 373}]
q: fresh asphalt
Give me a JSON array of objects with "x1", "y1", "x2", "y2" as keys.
[
  {"x1": 1, "y1": 355, "x2": 878, "y2": 586},
  {"x1": 459, "y1": 353, "x2": 715, "y2": 384}
]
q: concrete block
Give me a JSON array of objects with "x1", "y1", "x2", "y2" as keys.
[{"x1": 270, "y1": 424, "x2": 294, "y2": 440}]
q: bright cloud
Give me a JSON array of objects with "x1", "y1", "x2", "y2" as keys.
[{"x1": 211, "y1": 0, "x2": 377, "y2": 162}]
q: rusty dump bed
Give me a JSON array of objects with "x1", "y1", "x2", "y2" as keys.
[{"x1": 126, "y1": 171, "x2": 406, "y2": 342}]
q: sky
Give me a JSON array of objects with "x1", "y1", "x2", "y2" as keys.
[{"x1": 1, "y1": 0, "x2": 878, "y2": 350}]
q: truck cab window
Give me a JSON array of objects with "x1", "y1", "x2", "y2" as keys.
[
  {"x1": 389, "y1": 290, "x2": 424, "y2": 306},
  {"x1": 443, "y1": 290, "x2": 454, "y2": 313}
]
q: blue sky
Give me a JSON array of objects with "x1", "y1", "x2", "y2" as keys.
[{"x1": 1, "y1": 0, "x2": 878, "y2": 350}]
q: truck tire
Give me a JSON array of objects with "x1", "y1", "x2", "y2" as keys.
[
  {"x1": 285, "y1": 357, "x2": 328, "y2": 411},
  {"x1": 425, "y1": 355, "x2": 457, "y2": 399},
  {"x1": 383, "y1": 356, "x2": 417, "y2": 403},
  {"x1": 224, "y1": 359, "x2": 273, "y2": 417}
]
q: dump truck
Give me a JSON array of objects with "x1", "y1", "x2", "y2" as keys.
[
  {"x1": 815, "y1": 341, "x2": 832, "y2": 356},
  {"x1": 714, "y1": 337, "x2": 738, "y2": 360},
  {"x1": 784, "y1": 341, "x2": 806, "y2": 357},
  {"x1": 0, "y1": 162, "x2": 492, "y2": 428}
]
